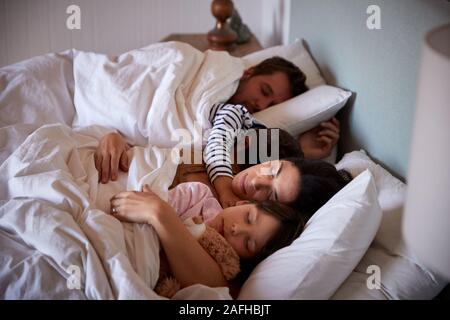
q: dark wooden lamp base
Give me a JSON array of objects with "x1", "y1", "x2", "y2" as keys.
[{"x1": 207, "y1": 0, "x2": 237, "y2": 51}]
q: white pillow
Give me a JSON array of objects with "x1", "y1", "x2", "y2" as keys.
[
  {"x1": 238, "y1": 170, "x2": 382, "y2": 300},
  {"x1": 252, "y1": 85, "x2": 351, "y2": 137},
  {"x1": 332, "y1": 150, "x2": 446, "y2": 300},
  {"x1": 242, "y1": 40, "x2": 326, "y2": 89}
]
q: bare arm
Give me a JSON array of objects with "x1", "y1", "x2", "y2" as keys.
[
  {"x1": 153, "y1": 204, "x2": 227, "y2": 288},
  {"x1": 110, "y1": 187, "x2": 227, "y2": 288}
]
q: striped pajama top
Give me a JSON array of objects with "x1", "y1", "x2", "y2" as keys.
[{"x1": 204, "y1": 103, "x2": 265, "y2": 183}]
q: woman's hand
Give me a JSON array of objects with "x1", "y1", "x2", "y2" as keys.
[
  {"x1": 299, "y1": 117, "x2": 340, "y2": 160},
  {"x1": 95, "y1": 132, "x2": 130, "y2": 183},
  {"x1": 109, "y1": 185, "x2": 173, "y2": 225}
]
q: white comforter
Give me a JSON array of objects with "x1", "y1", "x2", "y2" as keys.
[
  {"x1": 0, "y1": 42, "x2": 243, "y2": 299},
  {"x1": 72, "y1": 41, "x2": 244, "y2": 148}
]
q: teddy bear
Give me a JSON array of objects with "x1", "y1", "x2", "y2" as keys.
[{"x1": 155, "y1": 216, "x2": 240, "y2": 298}]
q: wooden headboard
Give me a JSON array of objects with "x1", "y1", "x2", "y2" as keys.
[{"x1": 288, "y1": 0, "x2": 450, "y2": 180}]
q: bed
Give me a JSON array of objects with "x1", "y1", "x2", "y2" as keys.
[{"x1": 0, "y1": 39, "x2": 446, "y2": 300}]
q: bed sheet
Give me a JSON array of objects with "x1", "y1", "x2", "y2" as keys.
[
  {"x1": 0, "y1": 123, "x2": 234, "y2": 300},
  {"x1": 1, "y1": 124, "x2": 166, "y2": 299},
  {"x1": 0, "y1": 50, "x2": 76, "y2": 164},
  {"x1": 0, "y1": 42, "x2": 241, "y2": 299}
]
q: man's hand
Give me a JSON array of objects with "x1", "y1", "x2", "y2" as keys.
[
  {"x1": 299, "y1": 117, "x2": 340, "y2": 160},
  {"x1": 95, "y1": 132, "x2": 130, "y2": 183},
  {"x1": 213, "y1": 176, "x2": 242, "y2": 208}
]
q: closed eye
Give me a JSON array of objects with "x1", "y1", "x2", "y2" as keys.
[
  {"x1": 272, "y1": 162, "x2": 283, "y2": 201},
  {"x1": 261, "y1": 83, "x2": 272, "y2": 97},
  {"x1": 269, "y1": 190, "x2": 277, "y2": 201}
]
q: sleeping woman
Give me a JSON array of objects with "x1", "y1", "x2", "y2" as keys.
[{"x1": 95, "y1": 118, "x2": 346, "y2": 219}]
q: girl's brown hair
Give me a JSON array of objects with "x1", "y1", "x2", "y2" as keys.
[{"x1": 237, "y1": 200, "x2": 306, "y2": 281}]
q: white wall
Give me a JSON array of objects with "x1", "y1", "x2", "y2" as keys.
[{"x1": 0, "y1": 0, "x2": 285, "y2": 67}]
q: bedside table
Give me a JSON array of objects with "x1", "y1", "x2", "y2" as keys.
[{"x1": 161, "y1": 33, "x2": 263, "y2": 57}]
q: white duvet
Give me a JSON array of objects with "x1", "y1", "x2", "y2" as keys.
[
  {"x1": 72, "y1": 41, "x2": 244, "y2": 148},
  {"x1": 0, "y1": 42, "x2": 243, "y2": 299}
]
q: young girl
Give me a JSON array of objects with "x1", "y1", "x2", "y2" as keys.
[{"x1": 108, "y1": 181, "x2": 304, "y2": 291}]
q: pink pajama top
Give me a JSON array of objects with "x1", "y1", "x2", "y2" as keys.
[{"x1": 167, "y1": 182, "x2": 223, "y2": 223}]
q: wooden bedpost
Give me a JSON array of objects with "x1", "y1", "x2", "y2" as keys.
[{"x1": 207, "y1": 0, "x2": 237, "y2": 51}]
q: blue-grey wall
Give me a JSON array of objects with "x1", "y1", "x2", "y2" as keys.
[{"x1": 289, "y1": 0, "x2": 450, "y2": 179}]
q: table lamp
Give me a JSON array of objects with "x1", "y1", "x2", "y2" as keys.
[
  {"x1": 403, "y1": 23, "x2": 450, "y2": 281},
  {"x1": 207, "y1": 0, "x2": 237, "y2": 50}
]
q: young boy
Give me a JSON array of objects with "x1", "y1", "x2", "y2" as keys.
[{"x1": 204, "y1": 56, "x2": 308, "y2": 208}]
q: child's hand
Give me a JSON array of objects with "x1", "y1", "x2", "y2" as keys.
[
  {"x1": 109, "y1": 185, "x2": 174, "y2": 225},
  {"x1": 213, "y1": 176, "x2": 242, "y2": 208}
]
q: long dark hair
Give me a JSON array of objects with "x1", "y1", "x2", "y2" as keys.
[{"x1": 285, "y1": 157, "x2": 353, "y2": 220}]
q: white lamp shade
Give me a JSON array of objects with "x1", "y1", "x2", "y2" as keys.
[{"x1": 403, "y1": 24, "x2": 450, "y2": 280}]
